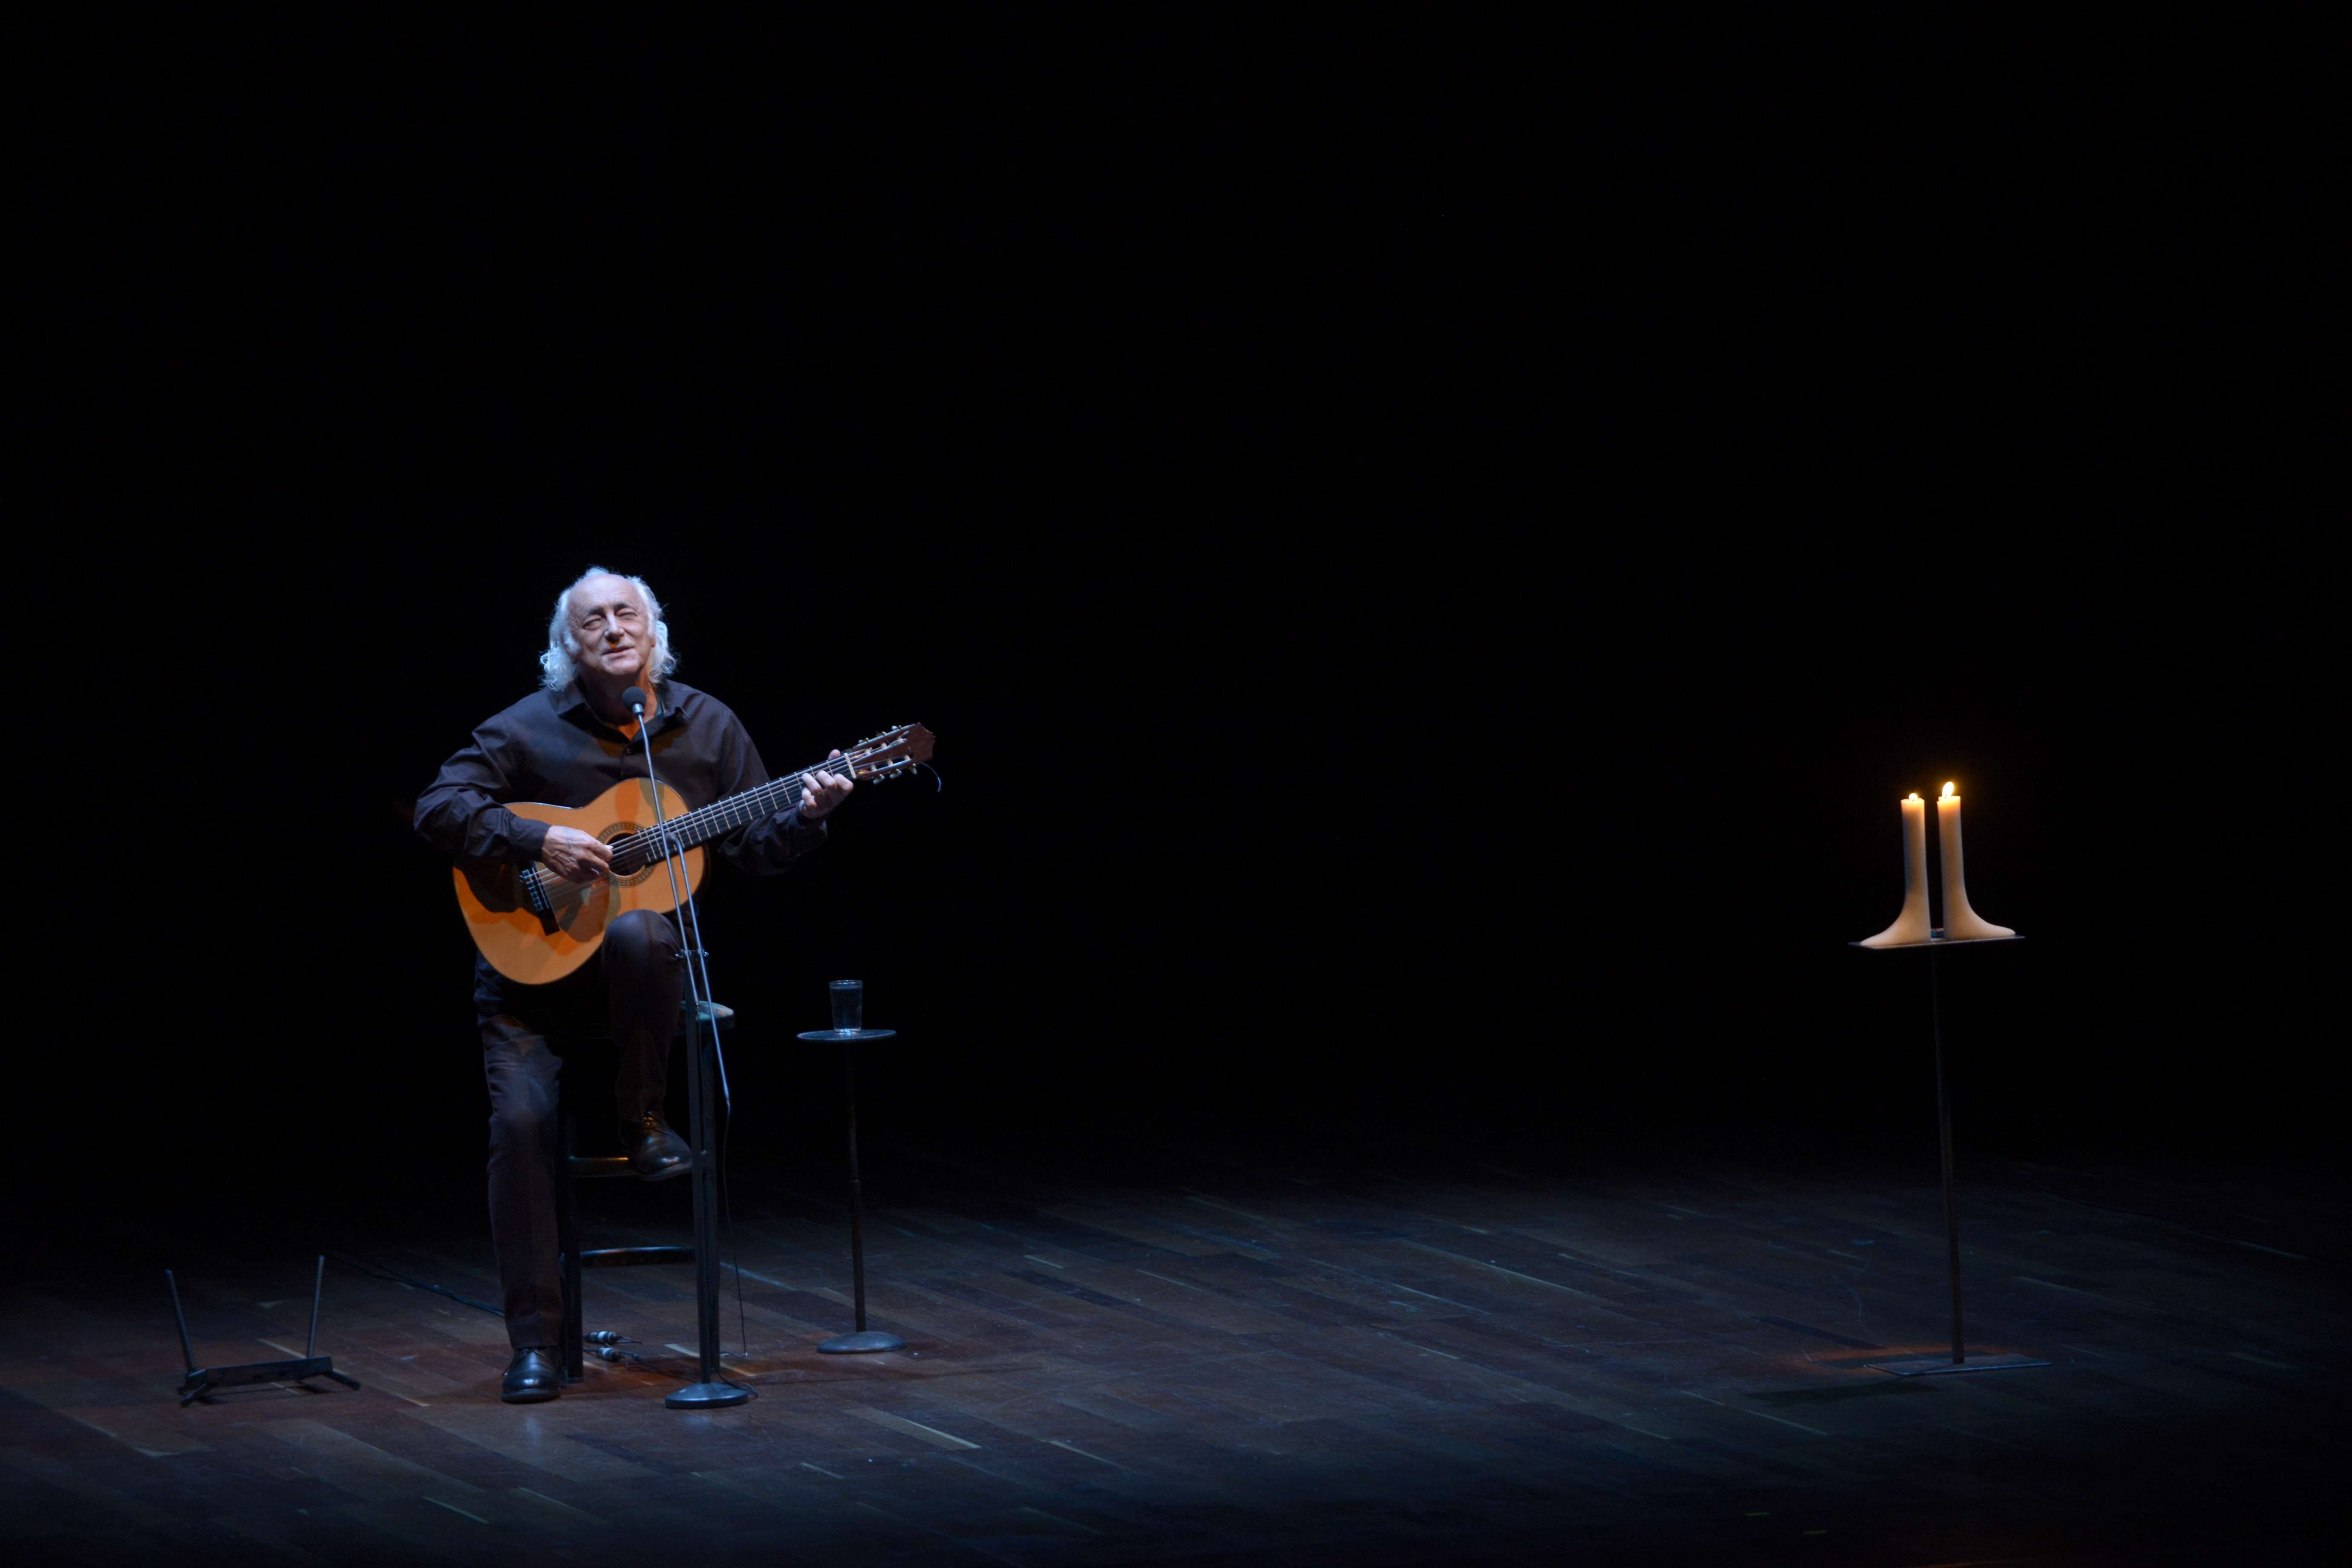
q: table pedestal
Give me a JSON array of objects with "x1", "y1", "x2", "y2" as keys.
[
  {"x1": 798, "y1": 1029, "x2": 906, "y2": 1354},
  {"x1": 1852, "y1": 931, "x2": 2048, "y2": 1377}
]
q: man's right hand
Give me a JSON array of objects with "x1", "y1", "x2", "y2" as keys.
[{"x1": 540, "y1": 825, "x2": 614, "y2": 882}]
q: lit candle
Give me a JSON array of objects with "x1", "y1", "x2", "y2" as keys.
[
  {"x1": 1860, "y1": 793, "x2": 1934, "y2": 947},
  {"x1": 1935, "y1": 781, "x2": 2014, "y2": 940}
]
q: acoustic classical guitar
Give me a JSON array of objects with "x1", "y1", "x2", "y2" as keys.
[{"x1": 453, "y1": 722, "x2": 935, "y2": 983}]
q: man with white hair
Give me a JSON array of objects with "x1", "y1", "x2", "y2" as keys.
[{"x1": 415, "y1": 568, "x2": 852, "y2": 1402}]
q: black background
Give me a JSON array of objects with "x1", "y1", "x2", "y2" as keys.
[{"x1": 30, "y1": 18, "x2": 2332, "y2": 1226}]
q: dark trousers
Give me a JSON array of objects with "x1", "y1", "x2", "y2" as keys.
[{"x1": 479, "y1": 909, "x2": 684, "y2": 1350}]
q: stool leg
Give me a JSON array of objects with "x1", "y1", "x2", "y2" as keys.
[{"x1": 559, "y1": 1105, "x2": 584, "y2": 1383}]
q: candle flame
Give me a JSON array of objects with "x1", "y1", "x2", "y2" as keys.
[
  {"x1": 1940, "y1": 781, "x2": 1956, "y2": 799},
  {"x1": 1906, "y1": 792, "x2": 1922, "y2": 802}
]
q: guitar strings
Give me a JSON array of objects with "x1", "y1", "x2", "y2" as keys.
[{"x1": 605, "y1": 756, "x2": 874, "y2": 862}]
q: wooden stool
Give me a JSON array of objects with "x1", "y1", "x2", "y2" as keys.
[{"x1": 555, "y1": 999, "x2": 734, "y2": 1383}]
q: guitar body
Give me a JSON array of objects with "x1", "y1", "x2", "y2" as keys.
[{"x1": 452, "y1": 777, "x2": 707, "y2": 985}]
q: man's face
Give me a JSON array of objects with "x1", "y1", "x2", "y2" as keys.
[{"x1": 568, "y1": 575, "x2": 651, "y2": 686}]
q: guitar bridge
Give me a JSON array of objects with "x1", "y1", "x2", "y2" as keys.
[{"x1": 519, "y1": 865, "x2": 558, "y2": 928}]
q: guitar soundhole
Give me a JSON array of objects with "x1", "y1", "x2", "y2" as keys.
[{"x1": 602, "y1": 823, "x2": 660, "y2": 887}]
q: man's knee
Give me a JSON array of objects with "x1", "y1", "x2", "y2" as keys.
[
  {"x1": 488, "y1": 1095, "x2": 552, "y2": 1154},
  {"x1": 483, "y1": 1020, "x2": 560, "y2": 1153},
  {"x1": 607, "y1": 907, "x2": 682, "y2": 959},
  {"x1": 605, "y1": 909, "x2": 680, "y2": 967}
]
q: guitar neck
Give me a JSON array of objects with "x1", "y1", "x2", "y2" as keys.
[
  {"x1": 643, "y1": 765, "x2": 828, "y2": 853},
  {"x1": 608, "y1": 721, "x2": 931, "y2": 869}
]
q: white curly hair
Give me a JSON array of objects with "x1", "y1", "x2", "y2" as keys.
[{"x1": 539, "y1": 566, "x2": 678, "y2": 692}]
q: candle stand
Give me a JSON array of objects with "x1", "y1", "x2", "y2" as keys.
[
  {"x1": 1850, "y1": 929, "x2": 2048, "y2": 1377},
  {"x1": 798, "y1": 1028, "x2": 906, "y2": 1354}
]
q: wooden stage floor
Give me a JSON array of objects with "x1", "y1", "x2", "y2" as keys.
[{"x1": 5, "y1": 1137, "x2": 2343, "y2": 1565}]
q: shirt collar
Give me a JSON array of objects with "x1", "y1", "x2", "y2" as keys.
[{"x1": 554, "y1": 680, "x2": 681, "y2": 735}]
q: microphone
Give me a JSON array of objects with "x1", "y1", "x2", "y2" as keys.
[{"x1": 622, "y1": 685, "x2": 649, "y2": 717}]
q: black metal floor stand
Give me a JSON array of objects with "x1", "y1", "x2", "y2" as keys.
[
  {"x1": 1851, "y1": 930, "x2": 2048, "y2": 1377},
  {"x1": 799, "y1": 1027, "x2": 904, "y2": 1353},
  {"x1": 614, "y1": 690, "x2": 747, "y2": 1412},
  {"x1": 167, "y1": 1257, "x2": 360, "y2": 1405},
  {"x1": 667, "y1": 995, "x2": 748, "y2": 1407}
]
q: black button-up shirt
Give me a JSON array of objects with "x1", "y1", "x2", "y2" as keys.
[{"x1": 416, "y1": 677, "x2": 827, "y2": 878}]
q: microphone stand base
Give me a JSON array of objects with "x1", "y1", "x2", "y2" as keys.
[
  {"x1": 1865, "y1": 1352, "x2": 2050, "y2": 1377},
  {"x1": 664, "y1": 1380, "x2": 752, "y2": 1409},
  {"x1": 819, "y1": 1330, "x2": 906, "y2": 1355}
]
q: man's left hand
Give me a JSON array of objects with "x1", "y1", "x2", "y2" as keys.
[{"x1": 801, "y1": 749, "x2": 854, "y2": 821}]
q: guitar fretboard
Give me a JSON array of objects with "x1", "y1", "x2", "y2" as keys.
[{"x1": 609, "y1": 759, "x2": 847, "y2": 868}]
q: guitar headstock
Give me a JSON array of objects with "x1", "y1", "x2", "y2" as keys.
[{"x1": 840, "y1": 723, "x2": 936, "y2": 785}]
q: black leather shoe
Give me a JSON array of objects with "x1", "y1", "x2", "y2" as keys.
[
  {"x1": 627, "y1": 1113, "x2": 691, "y2": 1181},
  {"x1": 501, "y1": 1346, "x2": 562, "y2": 1404}
]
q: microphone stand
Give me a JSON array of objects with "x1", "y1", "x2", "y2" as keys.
[{"x1": 623, "y1": 686, "x2": 747, "y2": 1411}]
